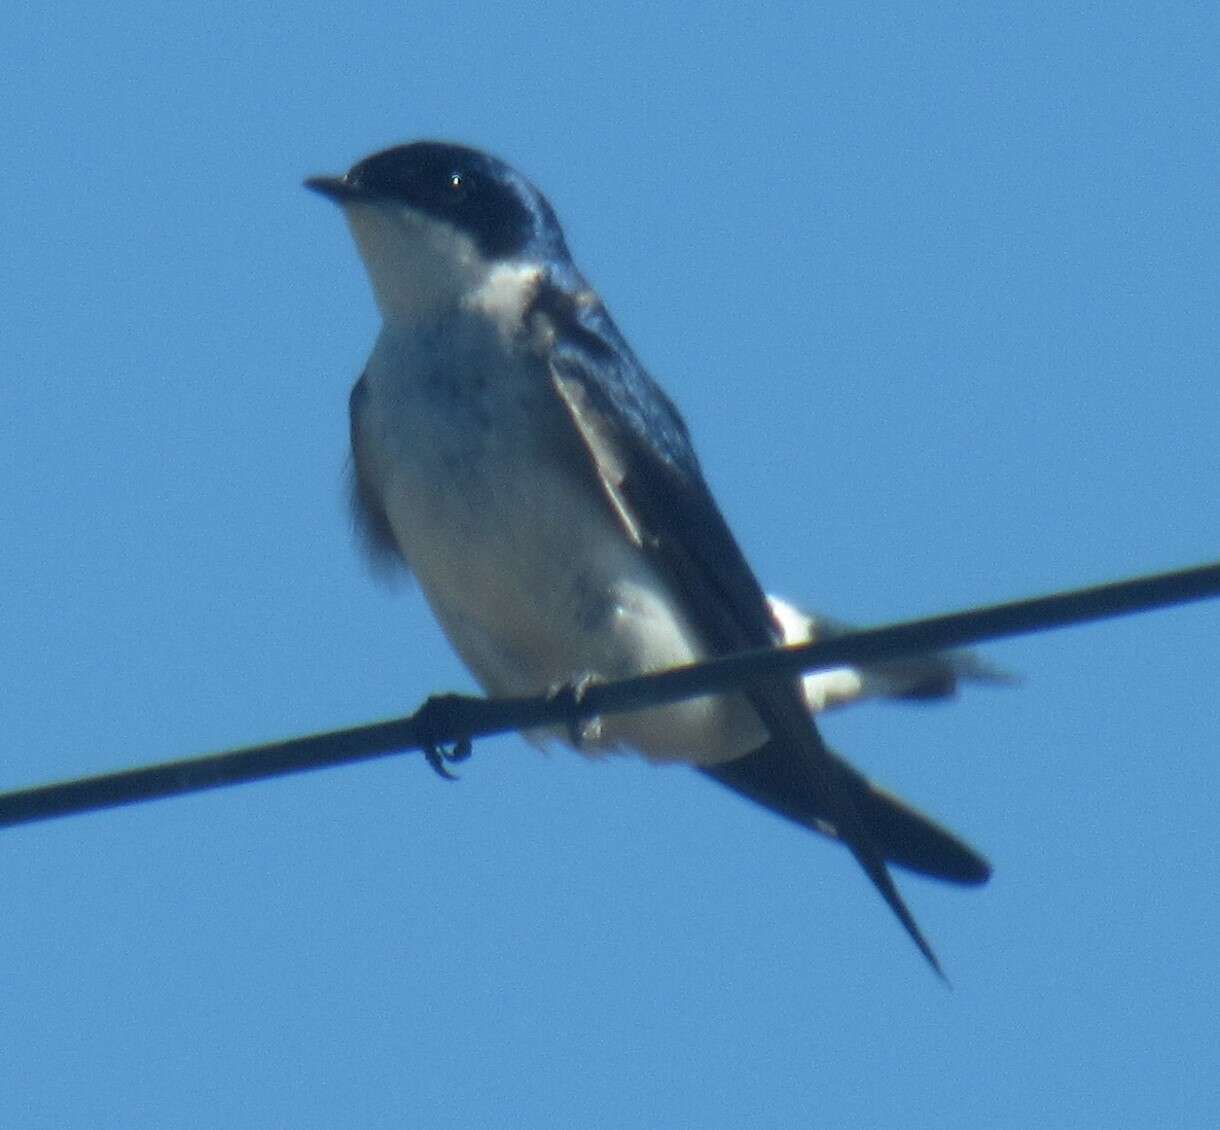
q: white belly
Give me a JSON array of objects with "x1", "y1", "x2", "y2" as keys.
[{"x1": 358, "y1": 326, "x2": 767, "y2": 764}]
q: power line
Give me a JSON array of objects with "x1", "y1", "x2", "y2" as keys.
[{"x1": 2, "y1": 560, "x2": 1217, "y2": 830}]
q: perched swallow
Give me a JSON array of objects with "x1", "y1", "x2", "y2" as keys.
[{"x1": 307, "y1": 142, "x2": 991, "y2": 974}]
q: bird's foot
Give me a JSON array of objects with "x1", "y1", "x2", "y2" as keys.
[
  {"x1": 414, "y1": 694, "x2": 475, "y2": 781},
  {"x1": 547, "y1": 674, "x2": 602, "y2": 748}
]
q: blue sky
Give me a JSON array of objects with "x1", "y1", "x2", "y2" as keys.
[{"x1": 2, "y1": 3, "x2": 1217, "y2": 1127}]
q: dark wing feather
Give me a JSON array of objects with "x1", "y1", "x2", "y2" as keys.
[
  {"x1": 706, "y1": 740, "x2": 991, "y2": 885},
  {"x1": 541, "y1": 292, "x2": 952, "y2": 974},
  {"x1": 349, "y1": 371, "x2": 409, "y2": 575}
]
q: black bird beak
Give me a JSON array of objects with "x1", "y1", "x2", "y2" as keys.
[{"x1": 304, "y1": 175, "x2": 361, "y2": 203}]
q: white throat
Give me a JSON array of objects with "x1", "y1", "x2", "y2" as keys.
[
  {"x1": 344, "y1": 203, "x2": 486, "y2": 326},
  {"x1": 343, "y1": 202, "x2": 543, "y2": 336}
]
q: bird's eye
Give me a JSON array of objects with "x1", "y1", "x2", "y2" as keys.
[{"x1": 448, "y1": 172, "x2": 465, "y2": 193}]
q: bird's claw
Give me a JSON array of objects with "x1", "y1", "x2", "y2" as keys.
[
  {"x1": 423, "y1": 737, "x2": 472, "y2": 780},
  {"x1": 548, "y1": 674, "x2": 602, "y2": 748},
  {"x1": 415, "y1": 694, "x2": 475, "y2": 781}
]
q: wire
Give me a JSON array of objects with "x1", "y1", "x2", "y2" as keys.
[{"x1": 2, "y1": 560, "x2": 1217, "y2": 830}]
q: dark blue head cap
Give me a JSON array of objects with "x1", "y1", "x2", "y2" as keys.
[{"x1": 340, "y1": 141, "x2": 568, "y2": 261}]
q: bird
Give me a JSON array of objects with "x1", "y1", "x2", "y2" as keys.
[{"x1": 306, "y1": 141, "x2": 991, "y2": 974}]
